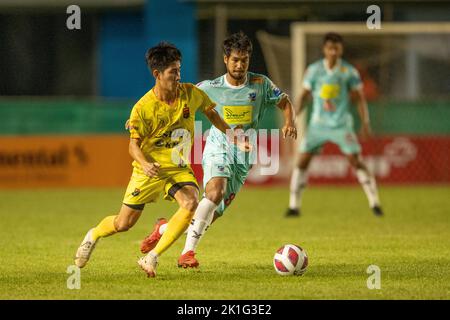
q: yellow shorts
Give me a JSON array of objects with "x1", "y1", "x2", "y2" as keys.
[{"x1": 122, "y1": 168, "x2": 199, "y2": 208}]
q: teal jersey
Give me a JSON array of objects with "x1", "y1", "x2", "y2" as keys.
[
  {"x1": 198, "y1": 72, "x2": 285, "y2": 148},
  {"x1": 199, "y1": 72, "x2": 285, "y2": 214},
  {"x1": 303, "y1": 59, "x2": 362, "y2": 128}
]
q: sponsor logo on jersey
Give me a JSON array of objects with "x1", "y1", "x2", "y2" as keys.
[
  {"x1": 223, "y1": 106, "x2": 252, "y2": 125},
  {"x1": 248, "y1": 92, "x2": 257, "y2": 101},
  {"x1": 319, "y1": 83, "x2": 340, "y2": 100},
  {"x1": 154, "y1": 127, "x2": 185, "y2": 148}
]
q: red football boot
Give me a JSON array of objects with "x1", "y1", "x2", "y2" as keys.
[
  {"x1": 140, "y1": 218, "x2": 167, "y2": 254},
  {"x1": 177, "y1": 250, "x2": 199, "y2": 268}
]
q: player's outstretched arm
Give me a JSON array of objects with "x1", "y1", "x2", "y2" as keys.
[
  {"x1": 353, "y1": 88, "x2": 372, "y2": 140},
  {"x1": 277, "y1": 96, "x2": 297, "y2": 140},
  {"x1": 129, "y1": 138, "x2": 160, "y2": 177},
  {"x1": 203, "y1": 108, "x2": 231, "y2": 134}
]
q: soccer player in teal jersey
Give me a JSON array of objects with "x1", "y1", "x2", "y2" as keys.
[
  {"x1": 285, "y1": 32, "x2": 383, "y2": 218},
  {"x1": 140, "y1": 32, "x2": 297, "y2": 267}
]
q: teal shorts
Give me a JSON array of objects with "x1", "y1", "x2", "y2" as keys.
[
  {"x1": 299, "y1": 125, "x2": 361, "y2": 155},
  {"x1": 202, "y1": 149, "x2": 249, "y2": 216}
]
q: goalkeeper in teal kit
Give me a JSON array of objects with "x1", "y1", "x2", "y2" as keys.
[
  {"x1": 140, "y1": 32, "x2": 297, "y2": 267},
  {"x1": 286, "y1": 32, "x2": 383, "y2": 218}
]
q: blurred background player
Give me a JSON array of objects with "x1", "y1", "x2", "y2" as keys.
[
  {"x1": 285, "y1": 32, "x2": 383, "y2": 218},
  {"x1": 74, "y1": 42, "x2": 242, "y2": 278},
  {"x1": 140, "y1": 31, "x2": 297, "y2": 267}
]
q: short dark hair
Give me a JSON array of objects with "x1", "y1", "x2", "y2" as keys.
[
  {"x1": 223, "y1": 31, "x2": 253, "y2": 57},
  {"x1": 323, "y1": 32, "x2": 343, "y2": 44},
  {"x1": 145, "y1": 42, "x2": 182, "y2": 72}
]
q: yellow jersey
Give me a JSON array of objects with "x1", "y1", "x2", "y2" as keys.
[{"x1": 128, "y1": 83, "x2": 215, "y2": 173}]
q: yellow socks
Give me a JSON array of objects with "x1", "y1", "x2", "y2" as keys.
[
  {"x1": 91, "y1": 208, "x2": 193, "y2": 256},
  {"x1": 152, "y1": 207, "x2": 194, "y2": 256},
  {"x1": 91, "y1": 215, "x2": 118, "y2": 241}
]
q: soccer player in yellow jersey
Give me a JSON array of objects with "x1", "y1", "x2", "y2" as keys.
[{"x1": 74, "y1": 42, "x2": 247, "y2": 278}]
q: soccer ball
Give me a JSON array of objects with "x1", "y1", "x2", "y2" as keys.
[{"x1": 273, "y1": 244, "x2": 308, "y2": 276}]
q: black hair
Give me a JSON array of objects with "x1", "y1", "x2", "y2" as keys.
[
  {"x1": 145, "y1": 42, "x2": 182, "y2": 72},
  {"x1": 223, "y1": 31, "x2": 253, "y2": 57},
  {"x1": 323, "y1": 32, "x2": 344, "y2": 44}
]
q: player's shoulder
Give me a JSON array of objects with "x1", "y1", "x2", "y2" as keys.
[
  {"x1": 340, "y1": 60, "x2": 359, "y2": 75},
  {"x1": 248, "y1": 72, "x2": 284, "y2": 98},
  {"x1": 180, "y1": 82, "x2": 197, "y2": 94},
  {"x1": 179, "y1": 82, "x2": 207, "y2": 95},
  {"x1": 248, "y1": 72, "x2": 268, "y2": 85},
  {"x1": 249, "y1": 72, "x2": 282, "y2": 93},
  {"x1": 178, "y1": 83, "x2": 209, "y2": 103},
  {"x1": 131, "y1": 89, "x2": 158, "y2": 119},
  {"x1": 196, "y1": 75, "x2": 224, "y2": 90}
]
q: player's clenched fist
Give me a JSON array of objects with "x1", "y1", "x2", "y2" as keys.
[
  {"x1": 142, "y1": 162, "x2": 161, "y2": 178},
  {"x1": 282, "y1": 123, "x2": 297, "y2": 139}
]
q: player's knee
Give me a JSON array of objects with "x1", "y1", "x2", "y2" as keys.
[
  {"x1": 181, "y1": 198, "x2": 199, "y2": 212},
  {"x1": 349, "y1": 156, "x2": 365, "y2": 170},
  {"x1": 299, "y1": 161, "x2": 309, "y2": 170},
  {"x1": 206, "y1": 189, "x2": 225, "y2": 205},
  {"x1": 115, "y1": 221, "x2": 131, "y2": 232}
]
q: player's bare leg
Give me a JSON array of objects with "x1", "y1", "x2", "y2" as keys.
[
  {"x1": 138, "y1": 185, "x2": 199, "y2": 277},
  {"x1": 178, "y1": 177, "x2": 227, "y2": 268},
  {"x1": 286, "y1": 153, "x2": 314, "y2": 217},
  {"x1": 347, "y1": 153, "x2": 383, "y2": 216},
  {"x1": 75, "y1": 204, "x2": 142, "y2": 268}
]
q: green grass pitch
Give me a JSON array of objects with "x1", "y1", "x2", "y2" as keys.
[{"x1": 0, "y1": 185, "x2": 449, "y2": 299}]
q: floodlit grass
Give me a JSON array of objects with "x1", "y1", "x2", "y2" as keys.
[{"x1": 0, "y1": 185, "x2": 449, "y2": 299}]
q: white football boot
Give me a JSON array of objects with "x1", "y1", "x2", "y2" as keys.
[
  {"x1": 74, "y1": 228, "x2": 98, "y2": 268},
  {"x1": 138, "y1": 253, "x2": 158, "y2": 278}
]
